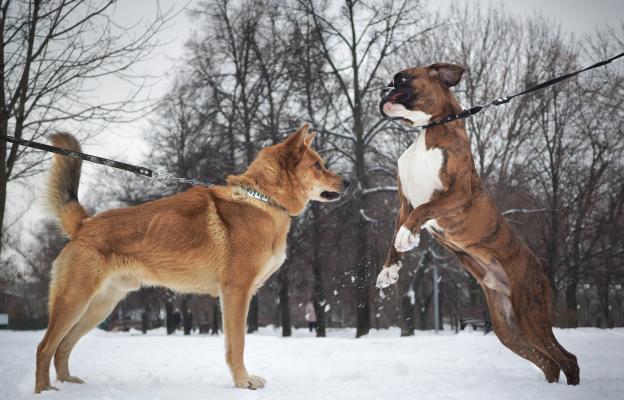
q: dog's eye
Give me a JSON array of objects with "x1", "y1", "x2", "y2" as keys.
[
  {"x1": 314, "y1": 161, "x2": 322, "y2": 170},
  {"x1": 393, "y1": 73, "x2": 410, "y2": 86}
]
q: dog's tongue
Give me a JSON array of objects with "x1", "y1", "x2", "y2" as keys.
[{"x1": 388, "y1": 92, "x2": 402, "y2": 102}]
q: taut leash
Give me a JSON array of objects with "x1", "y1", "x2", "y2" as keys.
[
  {"x1": 418, "y1": 51, "x2": 624, "y2": 130},
  {"x1": 0, "y1": 134, "x2": 212, "y2": 187}
]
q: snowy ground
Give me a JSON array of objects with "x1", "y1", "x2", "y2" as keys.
[{"x1": 1, "y1": 327, "x2": 622, "y2": 400}]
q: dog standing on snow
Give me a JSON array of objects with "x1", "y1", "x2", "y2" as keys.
[
  {"x1": 34, "y1": 124, "x2": 349, "y2": 393},
  {"x1": 376, "y1": 63, "x2": 580, "y2": 385}
]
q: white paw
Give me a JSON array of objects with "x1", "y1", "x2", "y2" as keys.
[
  {"x1": 376, "y1": 262, "x2": 402, "y2": 289},
  {"x1": 235, "y1": 374, "x2": 266, "y2": 390},
  {"x1": 394, "y1": 226, "x2": 420, "y2": 252}
]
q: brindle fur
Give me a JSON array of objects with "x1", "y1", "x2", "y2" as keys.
[
  {"x1": 380, "y1": 64, "x2": 580, "y2": 385},
  {"x1": 34, "y1": 125, "x2": 348, "y2": 393}
]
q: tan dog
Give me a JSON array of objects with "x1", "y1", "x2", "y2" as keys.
[
  {"x1": 376, "y1": 64, "x2": 580, "y2": 385},
  {"x1": 34, "y1": 124, "x2": 350, "y2": 393}
]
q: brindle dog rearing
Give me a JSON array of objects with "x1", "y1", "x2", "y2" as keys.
[{"x1": 376, "y1": 63, "x2": 580, "y2": 385}]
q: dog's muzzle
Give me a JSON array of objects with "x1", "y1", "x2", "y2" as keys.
[
  {"x1": 320, "y1": 178, "x2": 351, "y2": 201},
  {"x1": 380, "y1": 85, "x2": 409, "y2": 121}
]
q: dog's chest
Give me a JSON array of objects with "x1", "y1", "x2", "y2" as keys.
[{"x1": 398, "y1": 131, "x2": 445, "y2": 209}]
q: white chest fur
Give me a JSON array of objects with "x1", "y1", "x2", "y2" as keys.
[
  {"x1": 398, "y1": 130, "x2": 445, "y2": 211},
  {"x1": 253, "y1": 248, "x2": 287, "y2": 291}
]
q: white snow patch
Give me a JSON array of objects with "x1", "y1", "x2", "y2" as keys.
[{"x1": 1, "y1": 328, "x2": 623, "y2": 399}]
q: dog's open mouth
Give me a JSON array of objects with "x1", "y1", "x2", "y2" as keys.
[
  {"x1": 379, "y1": 100, "x2": 414, "y2": 126},
  {"x1": 321, "y1": 191, "x2": 341, "y2": 201}
]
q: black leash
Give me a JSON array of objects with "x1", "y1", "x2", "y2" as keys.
[
  {"x1": 0, "y1": 134, "x2": 212, "y2": 187},
  {"x1": 420, "y1": 51, "x2": 624, "y2": 129}
]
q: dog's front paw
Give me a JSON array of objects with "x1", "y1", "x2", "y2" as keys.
[
  {"x1": 34, "y1": 383, "x2": 59, "y2": 393},
  {"x1": 235, "y1": 374, "x2": 266, "y2": 390},
  {"x1": 376, "y1": 262, "x2": 402, "y2": 289},
  {"x1": 394, "y1": 226, "x2": 420, "y2": 252},
  {"x1": 58, "y1": 375, "x2": 85, "y2": 384}
]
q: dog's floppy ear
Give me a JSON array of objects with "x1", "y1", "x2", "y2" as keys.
[
  {"x1": 303, "y1": 131, "x2": 316, "y2": 147},
  {"x1": 284, "y1": 123, "x2": 309, "y2": 149},
  {"x1": 428, "y1": 63, "x2": 465, "y2": 88}
]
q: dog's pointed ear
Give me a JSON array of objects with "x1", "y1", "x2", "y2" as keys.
[
  {"x1": 428, "y1": 63, "x2": 465, "y2": 88},
  {"x1": 303, "y1": 131, "x2": 316, "y2": 147},
  {"x1": 284, "y1": 123, "x2": 309, "y2": 149}
]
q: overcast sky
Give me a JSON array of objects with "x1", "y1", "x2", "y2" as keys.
[
  {"x1": 6, "y1": 0, "x2": 624, "y2": 244},
  {"x1": 435, "y1": 0, "x2": 623, "y2": 34}
]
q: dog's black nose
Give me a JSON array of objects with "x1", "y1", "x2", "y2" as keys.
[{"x1": 343, "y1": 178, "x2": 351, "y2": 189}]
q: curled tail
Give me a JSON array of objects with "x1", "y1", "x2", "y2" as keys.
[{"x1": 45, "y1": 133, "x2": 89, "y2": 238}]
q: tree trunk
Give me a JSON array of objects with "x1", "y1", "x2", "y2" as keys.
[
  {"x1": 165, "y1": 300, "x2": 175, "y2": 335},
  {"x1": 400, "y1": 294, "x2": 415, "y2": 336},
  {"x1": 140, "y1": 289, "x2": 151, "y2": 334},
  {"x1": 278, "y1": 267, "x2": 291, "y2": 337},
  {"x1": 247, "y1": 296, "x2": 259, "y2": 333},
  {"x1": 0, "y1": 174, "x2": 6, "y2": 259},
  {"x1": 436, "y1": 274, "x2": 444, "y2": 331},
  {"x1": 311, "y1": 204, "x2": 326, "y2": 337},
  {"x1": 598, "y1": 280, "x2": 612, "y2": 328},
  {"x1": 419, "y1": 294, "x2": 432, "y2": 330},
  {"x1": 354, "y1": 125, "x2": 370, "y2": 338},
  {"x1": 0, "y1": 128, "x2": 7, "y2": 259},
  {"x1": 564, "y1": 281, "x2": 579, "y2": 328},
  {"x1": 468, "y1": 278, "x2": 481, "y2": 308},
  {"x1": 211, "y1": 300, "x2": 221, "y2": 335},
  {"x1": 354, "y1": 216, "x2": 370, "y2": 337},
  {"x1": 181, "y1": 295, "x2": 192, "y2": 335}
]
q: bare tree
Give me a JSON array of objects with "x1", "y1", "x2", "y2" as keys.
[
  {"x1": 297, "y1": 0, "x2": 437, "y2": 337},
  {"x1": 0, "y1": 0, "x2": 171, "y2": 259}
]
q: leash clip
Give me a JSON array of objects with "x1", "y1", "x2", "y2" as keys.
[{"x1": 492, "y1": 96, "x2": 510, "y2": 106}]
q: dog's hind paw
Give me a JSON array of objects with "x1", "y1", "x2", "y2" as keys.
[
  {"x1": 394, "y1": 226, "x2": 420, "y2": 252},
  {"x1": 376, "y1": 262, "x2": 402, "y2": 289},
  {"x1": 235, "y1": 374, "x2": 266, "y2": 390}
]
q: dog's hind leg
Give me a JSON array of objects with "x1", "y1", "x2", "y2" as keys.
[
  {"x1": 483, "y1": 287, "x2": 561, "y2": 383},
  {"x1": 452, "y1": 250, "x2": 560, "y2": 382},
  {"x1": 35, "y1": 250, "x2": 103, "y2": 393},
  {"x1": 514, "y1": 292, "x2": 580, "y2": 384},
  {"x1": 54, "y1": 283, "x2": 128, "y2": 384},
  {"x1": 511, "y1": 268, "x2": 580, "y2": 385},
  {"x1": 519, "y1": 318, "x2": 580, "y2": 385}
]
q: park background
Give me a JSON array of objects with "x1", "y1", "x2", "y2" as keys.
[{"x1": 1, "y1": 0, "x2": 623, "y2": 341}]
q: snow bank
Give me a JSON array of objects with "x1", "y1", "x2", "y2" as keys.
[{"x1": 1, "y1": 327, "x2": 622, "y2": 400}]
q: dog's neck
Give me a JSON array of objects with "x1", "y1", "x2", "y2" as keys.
[
  {"x1": 227, "y1": 171, "x2": 303, "y2": 217},
  {"x1": 433, "y1": 91, "x2": 463, "y2": 121},
  {"x1": 233, "y1": 185, "x2": 289, "y2": 214},
  {"x1": 424, "y1": 94, "x2": 469, "y2": 142}
]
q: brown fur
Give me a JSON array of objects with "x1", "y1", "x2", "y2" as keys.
[
  {"x1": 45, "y1": 133, "x2": 89, "y2": 238},
  {"x1": 34, "y1": 124, "x2": 349, "y2": 393},
  {"x1": 380, "y1": 64, "x2": 580, "y2": 384}
]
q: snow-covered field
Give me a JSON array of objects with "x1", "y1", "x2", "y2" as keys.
[{"x1": 1, "y1": 327, "x2": 622, "y2": 400}]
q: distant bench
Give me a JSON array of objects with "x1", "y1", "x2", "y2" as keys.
[
  {"x1": 107, "y1": 319, "x2": 143, "y2": 332},
  {"x1": 460, "y1": 309, "x2": 492, "y2": 333}
]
